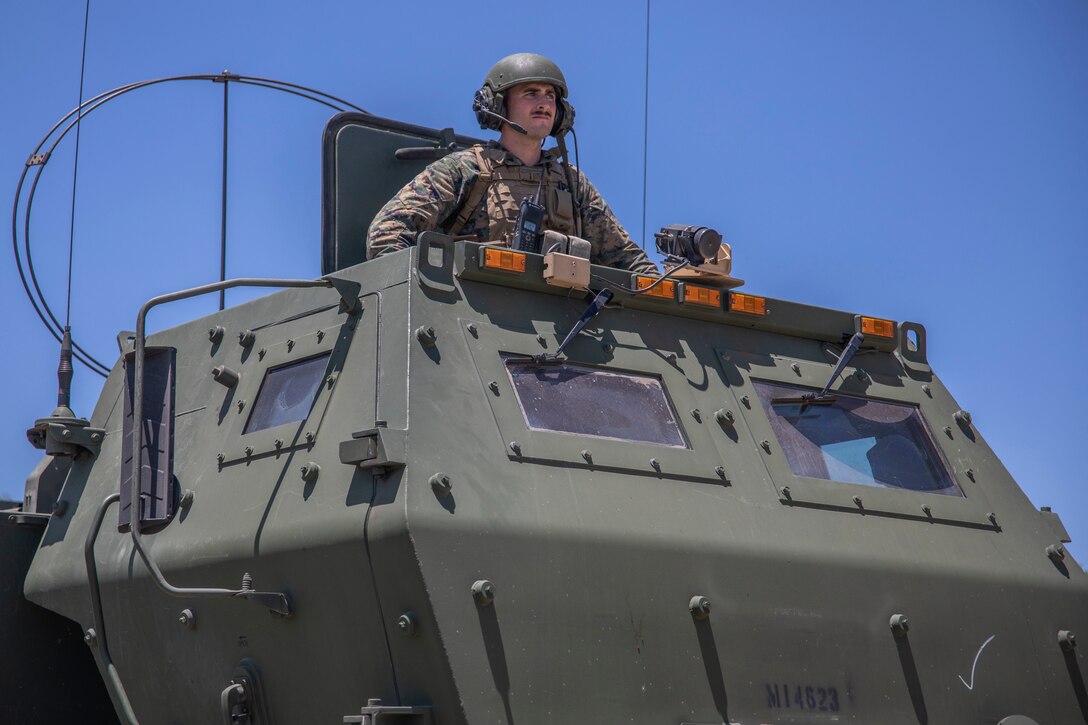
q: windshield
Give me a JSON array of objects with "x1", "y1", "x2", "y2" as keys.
[{"x1": 754, "y1": 381, "x2": 960, "y2": 496}]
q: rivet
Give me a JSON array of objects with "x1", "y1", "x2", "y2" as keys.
[
  {"x1": 666, "y1": 353, "x2": 678, "y2": 364},
  {"x1": 258, "y1": 348, "x2": 266, "y2": 360},
  {"x1": 244, "y1": 446, "x2": 254, "y2": 456},
  {"x1": 690, "y1": 409, "x2": 702, "y2": 422},
  {"x1": 715, "y1": 409, "x2": 734, "y2": 426},
  {"x1": 274, "y1": 439, "x2": 283, "y2": 448},
  {"x1": 689, "y1": 595, "x2": 711, "y2": 620},
  {"x1": 509, "y1": 441, "x2": 521, "y2": 455},
  {"x1": 466, "y1": 323, "x2": 478, "y2": 336},
  {"x1": 430, "y1": 473, "x2": 452, "y2": 497},
  {"x1": 781, "y1": 486, "x2": 792, "y2": 500},
  {"x1": 987, "y1": 512, "x2": 998, "y2": 526},
  {"x1": 741, "y1": 395, "x2": 751, "y2": 408},
  {"x1": 853, "y1": 495, "x2": 864, "y2": 509},
  {"x1": 51, "y1": 499, "x2": 68, "y2": 517},
  {"x1": 855, "y1": 368, "x2": 867, "y2": 381},
  {"x1": 180, "y1": 489, "x2": 195, "y2": 509},
  {"x1": 714, "y1": 465, "x2": 727, "y2": 481},
  {"x1": 305, "y1": 431, "x2": 315, "y2": 443},
  {"x1": 415, "y1": 325, "x2": 437, "y2": 346},
  {"x1": 922, "y1": 384, "x2": 932, "y2": 397},
  {"x1": 91, "y1": 432, "x2": 101, "y2": 441},
  {"x1": 537, "y1": 335, "x2": 547, "y2": 347},
  {"x1": 650, "y1": 458, "x2": 661, "y2": 472},
  {"x1": 216, "y1": 453, "x2": 225, "y2": 464},
  {"x1": 472, "y1": 580, "x2": 495, "y2": 607},
  {"x1": 238, "y1": 330, "x2": 256, "y2": 348},
  {"x1": 301, "y1": 462, "x2": 320, "y2": 484},
  {"x1": 581, "y1": 450, "x2": 593, "y2": 464},
  {"x1": 83, "y1": 628, "x2": 97, "y2": 647},
  {"x1": 325, "y1": 372, "x2": 338, "y2": 388},
  {"x1": 236, "y1": 399, "x2": 245, "y2": 412},
  {"x1": 603, "y1": 342, "x2": 614, "y2": 353},
  {"x1": 208, "y1": 326, "x2": 225, "y2": 343},
  {"x1": 286, "y1": 339, "x2": 295, "y2": 351},
  {"x1": 316, "y1": 329, "x2": 325, "y2": 342},
  {"x1": 1058, "y1": 630, "x2": 1077, "y2": 651},
  {"x1": 790, "y1": 363, "x2": 801, "y2": 375},
  {"x1": 944, "y1": 426, "x2": 953, "y2": 438},
  {"x1": 954, "y1": 409, "x2": 972, "y2": 427},
  {"x1": 488, "y1": 381, "x2": 500, "y2": 394},
  {"x1": 397, "y1": 611, "x2": 419, "y2": 637},
  {"x1": 921, "y1": 504, "x2": 932, "y2": 517},
  {"x1": 760, "y1": 440, "x2": 771, "y2": 453},
  {"x1": 1047, "y1": 544, "x2": 1066, "y2": 563},
  {"x1": 61, "y1": 429, "x2": 71, "y2": 438},
  {"x1": 966, "y1": 469, "x2": 976, "y2": 481},
  {"x1": 889, "y1": 613, "x2": 910, "y2": 638},
  {"x1": 212, "y1": 365, "x2": 240, "y2": 388},
  {"x1": 178, "y1": 608, "x2": 196, "y2": 629}
]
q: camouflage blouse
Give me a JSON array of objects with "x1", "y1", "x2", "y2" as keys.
[{"x1": 366, "y1": 143, "x2": 658, "y2": 274}]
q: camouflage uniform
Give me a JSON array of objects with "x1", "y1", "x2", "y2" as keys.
[{"x1": 367, "y1": 142, "x2": 658, "y2": 274}]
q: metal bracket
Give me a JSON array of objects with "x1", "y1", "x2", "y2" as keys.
[
  {"x1": 26, "y1": 417, "x2": 105, "y2": 458},
  {"x1": 344, "y1": 699, "x2": 432, "y2": 724},
  {"x1": 325, "y1": 275, "x2": 363, "y2": 315},
  {"x1": 26, "y1": 151, "x2": 50, "y2": 166},
  {"x1": 340, "y1": 427, "x2": 407, "y2": 470}
]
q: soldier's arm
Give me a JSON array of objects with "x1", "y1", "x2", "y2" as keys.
[
  {"x1": 366, "y1": 155, "x2": 475, "y2": 259},
  {"x1": 575, "y1": 170, "x2": 659, "y2": 274}
]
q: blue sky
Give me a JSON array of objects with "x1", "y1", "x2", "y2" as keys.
[{"x1": 1, "y1": 1, "x2": 1085, "y2": 558}]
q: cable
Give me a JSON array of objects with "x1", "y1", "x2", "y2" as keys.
[
  {"x1": 12, "y1": 73, "x2": 371, "y2": 376},
  {"x1": 589, "y1": 258, "x2": 689, "y2": 295}
]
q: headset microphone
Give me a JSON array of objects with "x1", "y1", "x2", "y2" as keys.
[{"x1": 472, "y1": 100, "x2": 528, "y2": 135}]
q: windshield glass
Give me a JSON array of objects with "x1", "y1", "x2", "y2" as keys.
[
  {"x1": 506, "y1": 360, "x2": 686, "y2": 447},
  {"x1": 754, "y1": 381, "x2": 960, "y2": 496}
]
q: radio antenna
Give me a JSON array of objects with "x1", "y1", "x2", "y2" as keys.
[{"x1": 640, "y1": 0, "x2": 651, "y2": 249}]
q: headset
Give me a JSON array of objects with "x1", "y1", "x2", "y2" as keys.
[{"x1": 473, "y1": 83, "x2": 575, "y2": 138}]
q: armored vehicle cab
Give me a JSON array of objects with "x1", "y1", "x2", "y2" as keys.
[{"x1": 5, "y1": 113, "x2": 1086, "y2": 724}]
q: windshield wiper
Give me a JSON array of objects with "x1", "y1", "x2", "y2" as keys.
[
  {"x1": 772, "y1": 332, "x2": 865, "y2": 406},
  {"x1": 523, "y1": 288, "x2": 614, "y2": 364}
]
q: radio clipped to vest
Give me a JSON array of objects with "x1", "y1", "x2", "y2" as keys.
[
  {"x1": 512, "y1": 169, "x2": 547, "y2": 254},
  {"x1": 512, "y1": 195, "x2": 545, "y2": 253}
]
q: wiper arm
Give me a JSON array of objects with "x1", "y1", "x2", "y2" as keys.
[
  {"x1": 532, "y1": 288, "x2": 614, "y2": 363},
  {"x1": 772, "y1": 332, "x2": 865, "y2": 406}
]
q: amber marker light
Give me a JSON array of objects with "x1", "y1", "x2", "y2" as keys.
[
  {"x1": 860, "y1": 316, "x2": 896, "y2": 338},
  {"x1": 682, "y1": 284, "x2": 722, "y2": 308},
  {"x1": 483, "y1": 248, "x2": 526, "y2": 273},
  {"x1": 729, "y1": 292, "x2": 767, "y2": 315},
  {"x1": 635, "y1": 276, "x2": 677, "y2": 300}
]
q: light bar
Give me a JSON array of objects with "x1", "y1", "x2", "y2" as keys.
[
  {"x1": 482, "y1": 248, "x2": 526, "y2": 273},
  {"x1": 860, "y1": 316, "x2": 895, "y2": 338},
  {"x1": 729, "y1": 292, "x2": 767, "y2": 315},
  {"x1": 682, "y1": 284, "x2": 723, "y2": 308},
  {"x1": 635, "y1": 276, "x2": 677, "y2": 300}
]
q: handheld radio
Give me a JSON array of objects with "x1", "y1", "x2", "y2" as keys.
[{"x1": 512, "y1": 168, "x2": 547, "y2": 254}]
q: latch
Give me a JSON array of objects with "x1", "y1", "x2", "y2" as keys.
[{"x1": 343, "y1": 698, "x2": 432, "y2": 724}]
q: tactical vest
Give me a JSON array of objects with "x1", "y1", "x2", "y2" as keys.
[{"x1": 448, "y1": 145, "x2": 578, "y2": 244}]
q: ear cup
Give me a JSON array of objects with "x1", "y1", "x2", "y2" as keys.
[
  {"x1": 473, "y1": 86, "x2": 502, "y2": 131},
  {"x1": 552, "y1": 98, "x2": 575, "y2": 137}
]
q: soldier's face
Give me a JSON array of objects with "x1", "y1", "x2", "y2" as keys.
[{"x1": 505, "y1": 82, "x2": 557, "y2": 140}]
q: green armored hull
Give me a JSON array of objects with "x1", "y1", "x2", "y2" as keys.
[{"x1": 4, "y1": 114, "x2": 1085, "y2": 724}]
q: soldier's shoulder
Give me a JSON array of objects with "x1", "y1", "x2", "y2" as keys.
[{"x1": 428, "y1": 146, "x2": 483, "y2": 177}]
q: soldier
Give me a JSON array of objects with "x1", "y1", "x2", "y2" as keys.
[{"x1": 367, "y1": 53, "x2": 658, "y2": 274}]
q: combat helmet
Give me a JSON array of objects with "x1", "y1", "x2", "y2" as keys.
[{"x1": 474, "y1": 53, "x2": 575, "y2": 136}]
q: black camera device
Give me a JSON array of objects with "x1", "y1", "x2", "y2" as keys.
[{"x1": 654, "y1": 224, "x2": 722, "y2": 266}]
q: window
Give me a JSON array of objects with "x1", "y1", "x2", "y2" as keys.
[
  {"x1": 753, "y1": 381, "x2": 960, "y2": 496},
  {"x1": 244, "y1": 354, "x2": 331, "y2": 434},
  {"x1": 506, "y1": 361, "x2": 686, "y2": 447}
]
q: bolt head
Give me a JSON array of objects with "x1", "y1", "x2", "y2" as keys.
[
  {"x1": 689, "y1": 595, "x2": 711, "y2": 620},
  {"x1": 472, "y1": 579, "x2": 496, "y2": 606}
]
